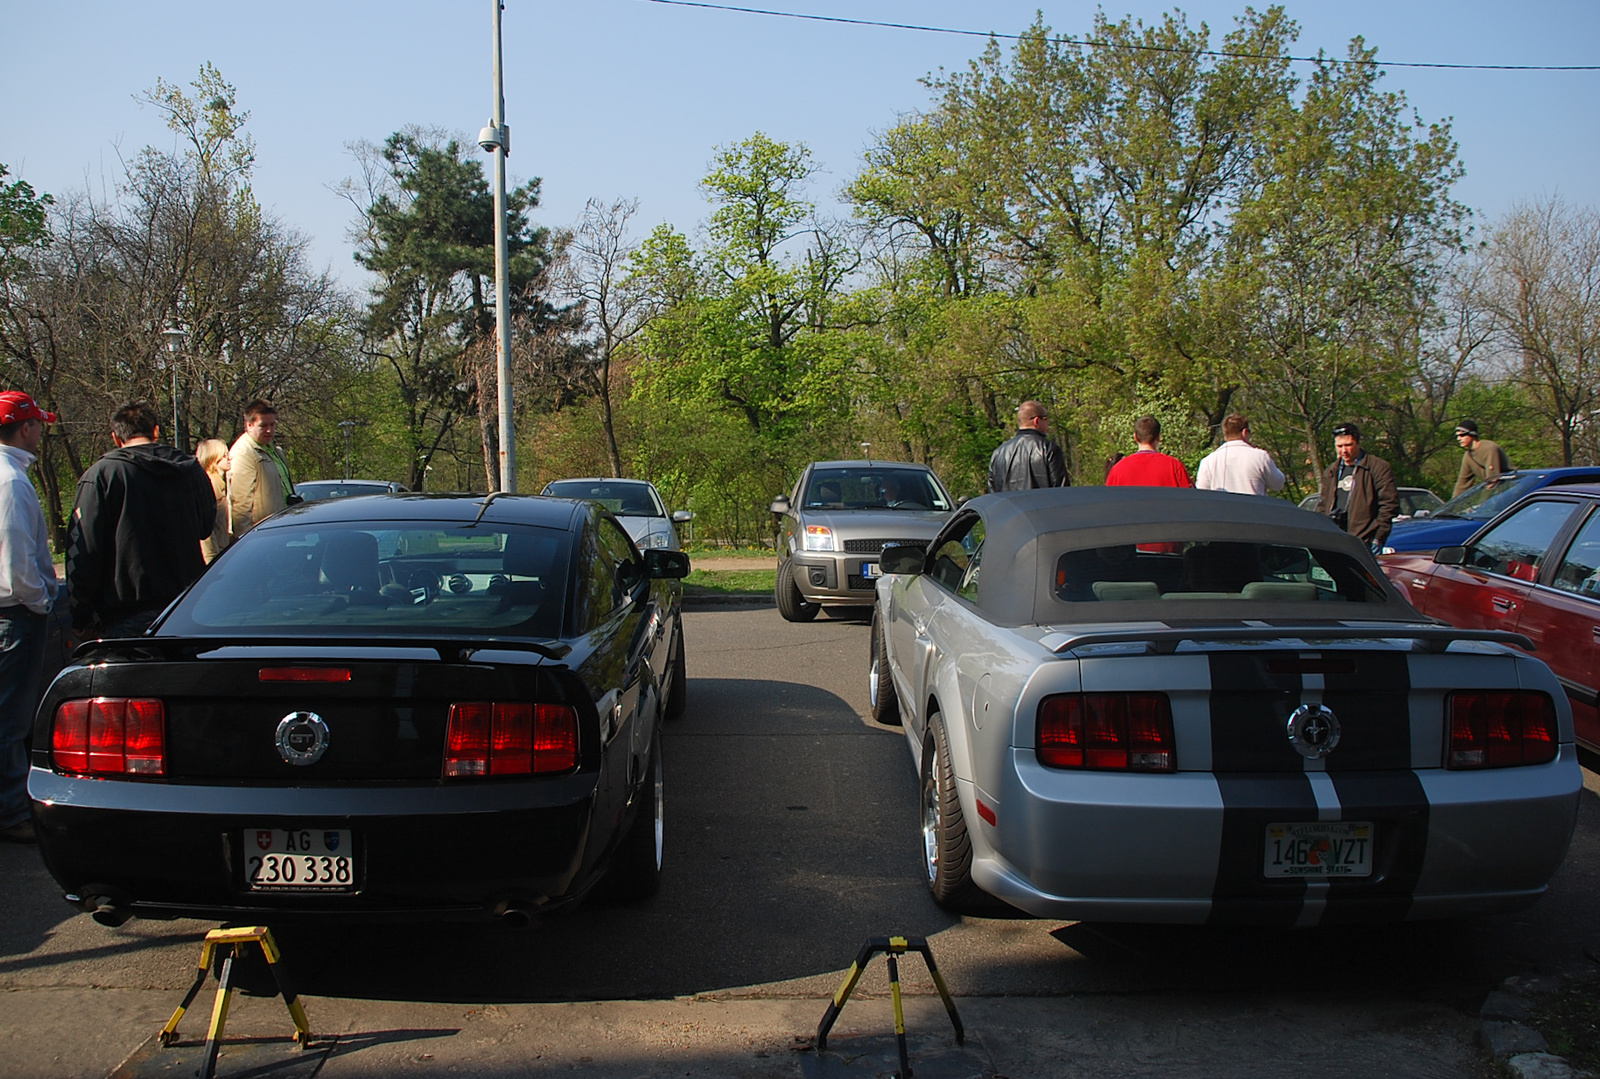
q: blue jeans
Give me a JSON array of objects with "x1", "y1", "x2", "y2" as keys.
[{"x1": 0, "y1": 606, "x2": 47, "y2": 829}]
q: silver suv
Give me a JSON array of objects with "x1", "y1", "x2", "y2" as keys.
[{"x1": 770, "y1": 460, "x2": 955, "y2": 621}]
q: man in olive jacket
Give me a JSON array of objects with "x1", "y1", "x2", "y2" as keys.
[
  {"x1": 1315, "y1": 422, "x2": 1400, "y2": 550},
  {"x1": 988, "y1": 400, "x2": 1069, "y2": 492},
  {"x1": 227, "y1": 399, "x2": 292, "y2": 537}
]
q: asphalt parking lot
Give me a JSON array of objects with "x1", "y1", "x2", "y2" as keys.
[{"x1": 6, "y1": 602, "x2": 1599, "y2": 1076}]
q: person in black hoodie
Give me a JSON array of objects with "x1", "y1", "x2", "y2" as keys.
[{"x1": 65, "y1": 401, "x2": 217, "y2": 638}]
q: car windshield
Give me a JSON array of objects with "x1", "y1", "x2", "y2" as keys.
[
  {"x1": 1401, "y1": 489, "x2": 1444, "y2": 515},
  {"x1": 1432, "y1": 472, "x2": 1542, "y2": 520},
  {"x1": 160, "y1": 522, "x2": 569, "y2": 639},
  {"x1": 1053, "y1": 540, "x2": 1388, "y2": 604},
  {"x1": 804, "y1": 468, "x2": 951, "y2": 512},
  {"x1": 296, "y1": 482, "x2": 392, "y2": 501},
  {"x1": 543, "y1": 481, "x2": 665, "y2": 518}
]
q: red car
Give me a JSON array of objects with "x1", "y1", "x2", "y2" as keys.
[{"x1": 1380, "y1": 484, "x2": 1600, "y2": 752}]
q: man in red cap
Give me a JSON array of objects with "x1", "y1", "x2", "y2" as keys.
[{"x1": 0, "y1": 391, "x2": 60, "y2": 842}]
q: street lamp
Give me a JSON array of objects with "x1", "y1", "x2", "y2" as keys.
[
  {"x1": 161, "y1": 326, "x2": 188, "y2": 449},
  {"x1": 336, "y1": 419, "x2": 366, "y2": 480},
  {"x1": 478, "y1": 0, "x2": 516, "y2": 493}
]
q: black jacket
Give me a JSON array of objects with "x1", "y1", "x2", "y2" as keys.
[
  {"x1": 65, "y1": 442, "x2": 216, "y2": 630},
  {"x1": 988, "y1": 428, "x2": 1069, "y2": 492}
]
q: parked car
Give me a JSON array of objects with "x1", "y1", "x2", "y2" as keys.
[
  {"x1": 294, "y1": 479, "x2": 410, "y2": 502},
  {"x1": 870, "y1": 486, "x2": 1580, "y2": 924},
  {"x1": 540, "y1": 478, "x2": 691, "y2": 551},
  {"x1": 1298, "y1": 486, "x2": 1444, "y2": 521},
  {"x1": 1380, "y1": 483, "x2": 1600, "y2": 755},
  {"x1": 1379, "y1": 468, "x2": 1600, "y2": 553},
  {"x1": 770, "y1": 460, "x2": 955, "y2": 622},
  {"x1": 29, "y1": 493, "x2": 690, "y2": 926}
]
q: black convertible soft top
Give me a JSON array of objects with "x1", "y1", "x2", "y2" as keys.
[{"x1": 960, "y1": 487, "x2": 1420, "y2": 627}]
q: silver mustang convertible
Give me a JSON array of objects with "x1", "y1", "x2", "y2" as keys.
[{"x1": 870, "y1": 487, "x2": 1582, "y2": 925}]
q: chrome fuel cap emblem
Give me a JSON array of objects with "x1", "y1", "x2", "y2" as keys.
[
  {"x1": 1287, "y1": 704, "x2": 1341, "y2": 759},
  {"x1": 276, "y1": 711, "x2": 330, "y2": 766}
]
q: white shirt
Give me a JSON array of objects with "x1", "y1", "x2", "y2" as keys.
[
  {"x1": 1194, "y1": 439, "x2": 1286, "y2": 496},
  {"x1": 0, "y1": 443, "x2": 58, "y2": 614}
]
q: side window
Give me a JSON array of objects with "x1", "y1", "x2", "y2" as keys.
[
  {"x1": 929, "y1": 516, "x2": 984, "y2": 598},
  {"x1": 598, "y1": 517, "x2": 645, "y2": 601},
  {"x1": 1552, "y1": 508, "x2": 1600, "y2": 596},
  {"x1": 577, "y1": 525, "x2": 616, "y2": 631},
  {"x1": 1466, "y1": 501, "x2": 1576, "y2": 582}
]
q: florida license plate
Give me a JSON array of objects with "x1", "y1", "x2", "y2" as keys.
[
  {"x1": 861, "y1": 562, "x2": 882, "y2": 578},
  {"x1": 1263, "y1": 821, "x2": 1372, "y2": 878},
  {"x1": 245, "y1": 828, "x2": 354, "y2": 891}
]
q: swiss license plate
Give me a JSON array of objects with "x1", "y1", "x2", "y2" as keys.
[
  {"x1": 861, "y1": 562, "x2": 882, "y2": 579},
  {"x1": 1263, "y1": 821, "x2": 1373, "y2": 878},
  {"x1": 245, "y1": 828, "x2": 354, "y2": 891}
]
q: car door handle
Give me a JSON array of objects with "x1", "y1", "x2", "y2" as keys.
[
  {"x1": 1592, "y1": 625, "x2": 1600, "y2": 644},
  {"x1": 1492, "y1": 596, "x2": 1516, "y2": 613},
  {"x1": 1408, "y1": 577, "x2": 1428, "y2": 590}
]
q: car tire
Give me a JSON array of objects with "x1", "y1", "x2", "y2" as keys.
[
  {"x1": 922, "y1": 716, "x2": 985, "y2": 911},
  {"x1": 775, "y1": 561, "x2": 819, "y2": 622},
  {"x1": 603, "y1": 734, "x2": 664, "y2": 902},
  {"x1": 665, "y1": 618, "x2": 687, "y2": 722},
  {"x1": 869, "y1": 611, "x2": 901, "y2": 726}
]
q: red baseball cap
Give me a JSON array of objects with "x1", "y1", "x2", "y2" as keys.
[{"x1": 0, "y1": 391, "x2": 58, "y2": 425}]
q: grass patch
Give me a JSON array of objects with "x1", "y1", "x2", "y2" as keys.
[
  {"x1": 684, "y1": 568, "x2": 775, "y2": 596},
  {"x1": 683, "y1": 544, "x2": 774, "y2": 559},
  {"x1": 1530, "y1": 977, "x2": 1600, "y2": 1069}
]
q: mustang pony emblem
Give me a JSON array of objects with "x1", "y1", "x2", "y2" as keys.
[{"x1": 1287, "y1": 704, "x2": 1341, "y2": 759}]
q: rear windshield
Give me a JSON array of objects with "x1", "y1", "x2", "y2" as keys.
[
  {"x1": 543, "y1": 481, "x2": 665, "y2": 518},
  {"x1": 160, "y1": 522, "x2": 569, "y2": 639},
  {"x1": 804, "y1": 468, "x2": 952, "y2": 511},
  {"x1": 1054, "y1": 541, "x2": 1388, "y2": 604},
  {"x1": 296, "y1": 482, "x2": 393, "y2": 501}
]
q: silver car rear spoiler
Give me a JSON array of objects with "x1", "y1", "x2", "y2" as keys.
[{"x1": 1043, "y1": 625, "x2": 1534, "y2": 656}]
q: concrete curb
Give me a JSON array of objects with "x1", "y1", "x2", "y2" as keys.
[
  {"x1": 682, "y1": 594, "x2": 775, "y2": 608},
  {"x1": 1480, "y1": 971, "x2": 1600, "y2": 1078}
]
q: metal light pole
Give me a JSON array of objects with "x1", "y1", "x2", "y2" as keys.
[
  {"x1": 337, "y1": 419, "x2": 360, "y2": 480},
  {"x1": 161, "y1": 326, "x2": 188, "y2": 449},
  {"x1": 478, "y1": 1, "x2": 516, "y2": 493}
]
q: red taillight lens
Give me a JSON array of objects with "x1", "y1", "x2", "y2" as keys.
[
  {"x1": 51, "y1": 698, "x2": 165, "y2": 776},
  {"x1": 1038, "y1": 693, "x2": 1175, "y2": 772},
  {"x1": 1447, "y1": 691, "x2": 1559, "y2": 768},
  {"x1": 445, "y1": 702, "x2": 578, "y2": 778},
  {"x1": 258, "y1": 667, "x2": 351, "y2": 683}
]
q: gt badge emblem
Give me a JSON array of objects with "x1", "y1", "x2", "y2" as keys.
[
  {"x1": 1287, "y1": 704, "x2": 1341, "y2": 759},
  {"x1": 275, "y1": 711, "x2": 330, "y2": 766}
]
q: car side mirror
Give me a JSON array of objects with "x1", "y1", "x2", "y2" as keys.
[
  {"x1": 879, "y1": 544, "x2": 926, "y2": 576},
  {"x1": 956, "y1": 495, "x2": 972, "y2": 508},
  {"x1": 644, "y1": 550, "x2": 691, "y2": 580},
  {"x1": 769, "y1": 495, "x2": 791, "y2": 516},
  {"x1": 671, "y1": 509, "x2": 694, "y2": 523},
  {"x1": 1433, "y1": 545, "x2": 1467, "y2": 566}
]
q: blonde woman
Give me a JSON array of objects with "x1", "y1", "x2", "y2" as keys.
[{"x1": 195, "y1": 439, "x2": 232, "y2": 563}]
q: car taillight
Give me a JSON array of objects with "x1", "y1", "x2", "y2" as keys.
[
  {"x1": 51, "y1": 698, "x2": 166, "y2": 776},
  {"x1": 444, "y1": 702, "x2": 578, "y2": 778},
  {"x1": 1037, "y1": 693, "x2": 1175, "y2": 772},
  {"x1": 1447, "y1": 691, "x2": 1558, "y2": 768}
]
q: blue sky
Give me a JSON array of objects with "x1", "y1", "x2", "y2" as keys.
[{"x1": 4, "y1": 1, "x2": 1597, "y2": 286}]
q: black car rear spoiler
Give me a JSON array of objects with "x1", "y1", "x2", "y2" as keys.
[
  {"x1": 69, "y1": 634, "x2": 572, "y2": 663},
  {"x1": 1045, "y1": 625, "x2": 1535, "y2": 656}
]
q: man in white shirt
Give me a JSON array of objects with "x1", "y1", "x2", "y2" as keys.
[
  {"x1": 0, "y1": 391, "x2": 60, "y2": 843},
  {"x1": 1194, "y1": 414, "x2": 1286, "y2": 496}
]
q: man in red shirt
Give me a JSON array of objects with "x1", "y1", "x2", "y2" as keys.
[{"x1": 1105, "y1": 416, "x2": 1191, "y2": 488}]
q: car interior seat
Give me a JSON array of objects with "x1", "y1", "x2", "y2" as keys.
[{"x1": 319, "y1": 531, "x2": 388, "y2": 605}]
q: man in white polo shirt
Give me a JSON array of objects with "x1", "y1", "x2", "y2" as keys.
[
  {"x1": 1194, "y1": 413, "x2": 1286, "y2": 496},
  {"x1": 0, "y1": 391, "x2": 60, "y2": 843}
]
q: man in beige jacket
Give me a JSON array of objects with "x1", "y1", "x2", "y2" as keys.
[{"x1": 227, "y1": 399, "x2": 293, "y2": 536}]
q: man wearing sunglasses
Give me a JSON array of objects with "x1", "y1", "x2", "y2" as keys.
[{"x1": 1315, "y1": 422, "x2": 1399, "y2": 552}]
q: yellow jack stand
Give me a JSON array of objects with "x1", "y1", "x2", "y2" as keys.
[
  {"x1": 159, "y1": 926, "x2": 313, "y2": 1079},
  {"x1": 816, "y1": 935, "x2": 963, "y2": 1079}
]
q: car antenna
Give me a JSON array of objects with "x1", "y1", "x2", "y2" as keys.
[{"x1": 469, "y1": 491, "x2": 505, "y2": 528}]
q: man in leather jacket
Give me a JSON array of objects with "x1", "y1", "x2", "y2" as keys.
[{"x1": 988, "y1": 401, "x2": 1069, "y2": 492}]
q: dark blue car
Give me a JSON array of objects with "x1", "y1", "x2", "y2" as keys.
[{"x1": 1380, "y1": 467, "x2": 1600, "y2": 553}]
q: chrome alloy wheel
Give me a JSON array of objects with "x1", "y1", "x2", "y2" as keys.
[
  {"x1": 922, "y1": 756, "x2": 941, "y2": 883},
  {"x1": 647, "y1": 740, "x2": 664, "y2": 870},
  {"x1": 869, "y1": 654, "x2": 883, "y2": 708}
]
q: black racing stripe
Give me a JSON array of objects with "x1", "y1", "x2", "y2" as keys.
[
  {"x1": 1321, "y1": 652, "x2": 1413, "y2": 771},
  {"x1": 1320, "y1": 771, "x2": 1430, "y2": 924},
  {"x1": 1208, "y1": 773, "x2": 1317, "y2": 926},
  {"x1": 1207, "y1": 653, "x2": 1304, "y2": 771}
]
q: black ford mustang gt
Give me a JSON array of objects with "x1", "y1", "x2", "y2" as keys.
[{"x1": 28, "y1": 493, "x2": 689, "y2": 927}]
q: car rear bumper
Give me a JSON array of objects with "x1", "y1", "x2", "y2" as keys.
[
  {"x1": 29, "y1": 767, "x2": 600, "y2": 922},
  {"x1": 969, "y1": 747, "x2": 1582, "y2": 924}
]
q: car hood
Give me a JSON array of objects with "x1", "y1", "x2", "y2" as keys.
[
  {"x1": 1382, "y1": 516, "x2": 1482, "y2": 552},
  {"x1": 801, "y1": 508, "x2": 950, "y2": 538}
]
